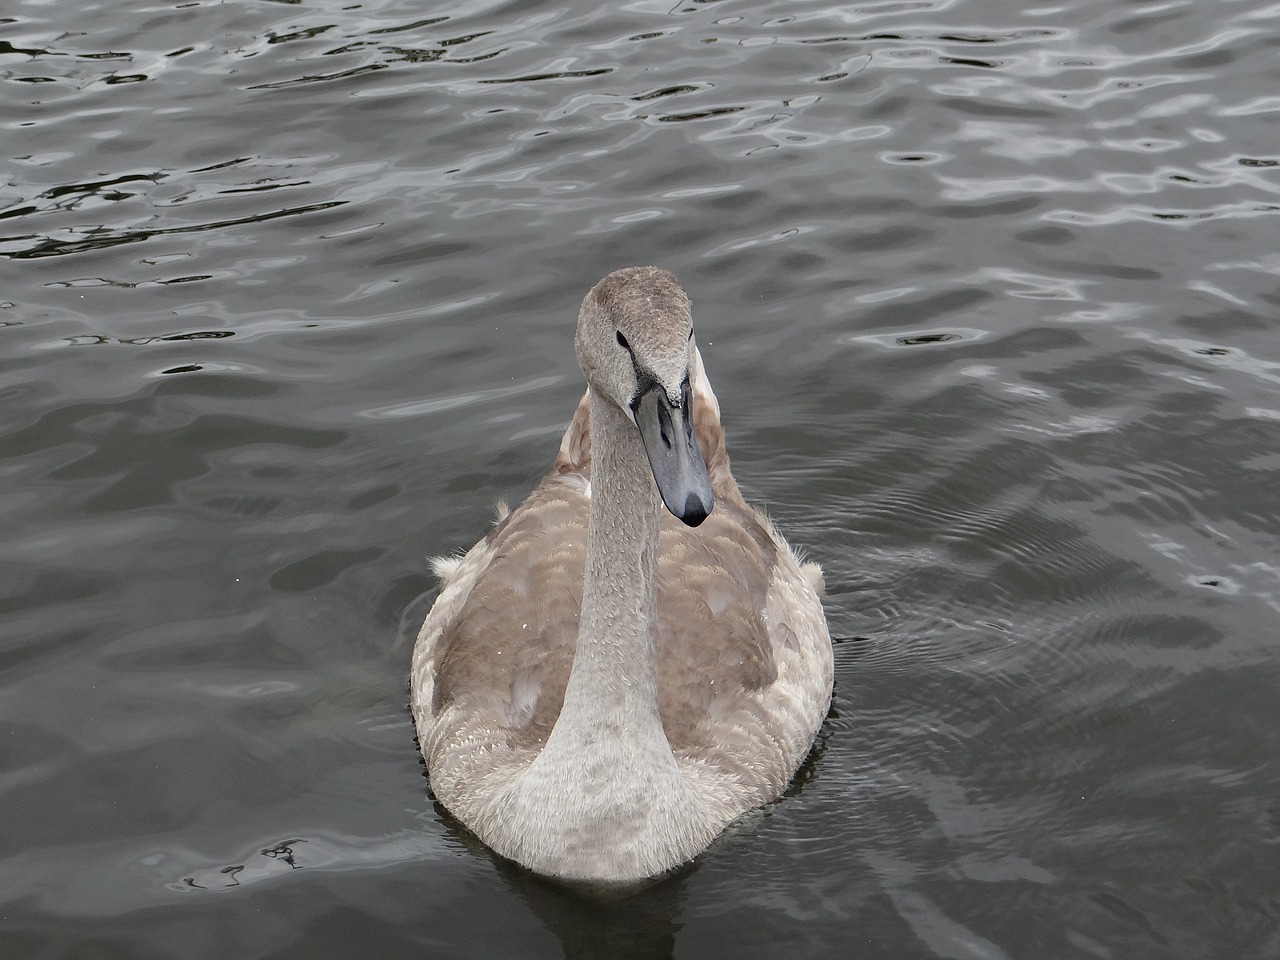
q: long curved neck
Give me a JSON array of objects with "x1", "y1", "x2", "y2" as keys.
[
  {"x1": 499, "y1": 387, "x2": 705, "y2": 882},
  {"x1": 557, "y1": 387, "x2": 667, "y2": 741}
]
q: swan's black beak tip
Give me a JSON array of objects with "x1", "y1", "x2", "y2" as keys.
[{"x1": 678, "y1": 493, "x2": 712, "y2": 527}]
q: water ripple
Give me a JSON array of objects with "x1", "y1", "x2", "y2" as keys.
[{"x1": 5, "y1": 0, "x2": 1280, "y2": 955}]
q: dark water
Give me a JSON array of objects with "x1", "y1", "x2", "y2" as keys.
[{"x1": 3, "y1": 0, "x2": 1279, "y2": 956}]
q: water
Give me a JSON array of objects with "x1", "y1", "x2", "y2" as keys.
[{"x1": 3, "y1": 0, "x2": 1279, "y2": 956}]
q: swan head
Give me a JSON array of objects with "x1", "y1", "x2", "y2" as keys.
[{"x1": 577, "y1": 266, "x2": 714, "y2": 527}]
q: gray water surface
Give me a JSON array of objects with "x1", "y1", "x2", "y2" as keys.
[{"x1": 3, "y1": 0, "x2": 1279, "y2": 957}]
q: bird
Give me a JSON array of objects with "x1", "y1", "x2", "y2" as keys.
[{"x1": 410, "y1": 266, "x2": 833, "y2": 885}]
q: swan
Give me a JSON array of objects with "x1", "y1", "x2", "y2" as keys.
[{"x1": 411, "y1": 266, "x2": 833, "y2": 884}]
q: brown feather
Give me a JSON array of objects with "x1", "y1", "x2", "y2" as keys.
[{"x1": 431, "y1": 387, "x2": 784, "y2": 767}]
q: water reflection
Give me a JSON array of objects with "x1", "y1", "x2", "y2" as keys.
[
  {"x1": 438, "y1": 808, "x2": 688, "y2": 960},
  {"x1": 5, "y1": 0, "x2": 1280, "y2": 955}
]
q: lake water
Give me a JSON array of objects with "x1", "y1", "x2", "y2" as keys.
[{"x1": 3, "y1": 0, "x2": 1278, "y2": 957}]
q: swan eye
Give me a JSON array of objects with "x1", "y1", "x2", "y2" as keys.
[{"x1": 616, "y1": 330, "x2": 630, "y2": 350}]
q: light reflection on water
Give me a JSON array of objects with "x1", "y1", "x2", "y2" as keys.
[{"x1": 3, "y1": 0, "x2": 1279, "y2": 957}]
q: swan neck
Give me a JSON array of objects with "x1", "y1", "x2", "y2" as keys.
[
  {"x1": 564, "y1": 388, "x2": 663, "y2": 717},
  {"x1": 512, "y1": 385, "x2": 693, "y2": 857}
]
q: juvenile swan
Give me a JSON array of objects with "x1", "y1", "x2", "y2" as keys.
[{"x1": 411, "y1": 267, "x2": 833, "y2": 883}]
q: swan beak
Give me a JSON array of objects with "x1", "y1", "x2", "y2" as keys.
[{"x1": 633, "y1": 385, "x2": 714, "y2": 527}]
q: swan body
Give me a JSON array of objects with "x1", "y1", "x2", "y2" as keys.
[{"x1": 411, "y1": 267, "x2": 832, "y2": 884}]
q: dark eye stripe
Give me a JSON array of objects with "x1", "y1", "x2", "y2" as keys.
[{"x1": 616, "y1": 330, "x2": 630, "y2": 350}]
